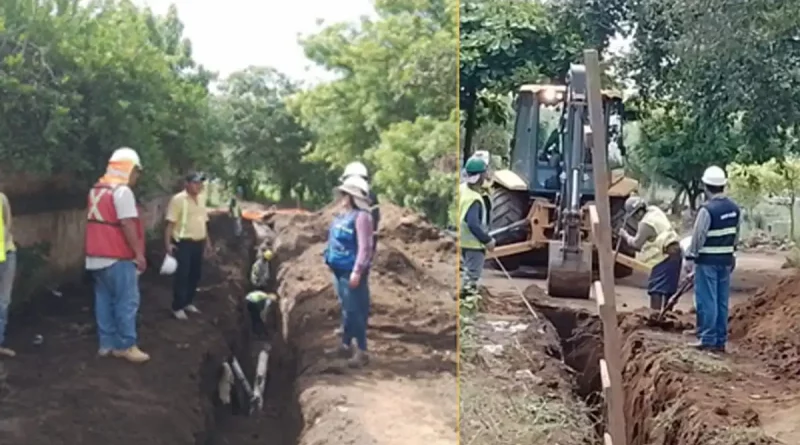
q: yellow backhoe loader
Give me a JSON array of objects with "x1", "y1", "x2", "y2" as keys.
[{"x1": 486, "y1": 64, "x2": 650, "y2": 299}]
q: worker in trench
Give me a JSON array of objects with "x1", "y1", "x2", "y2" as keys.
[
  {"x1": 246, "y1": 245, "x2": 278, "y2": 339},
  {"x1": 165, "y1": 172, "x2": 213, "y2": 320},
  {"x1": 684, "y1": 165, "x2": 741, "y2": 353},
  {"x1": 324, "y1": 175, "x2": 375, "y2": 368},
  {"x1": 617, "y1": 196, "x2": 682, "y2": 311},
  {"x1": 84, "y1": 147, "x2": 149, "y2": 363},
  {"x1": 0, "y1": 190, "x2": 17, "y2": 357},
  {"x1": 459, "y1": 157, "x2": 496, "y2": 299}
]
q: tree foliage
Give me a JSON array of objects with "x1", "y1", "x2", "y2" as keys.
[
  {"x1": 291, "y1": 0, "x2": 458, "y2": 223},
  {"x1": 0, "y1": 0, "x2": 220, "y2": 193},
  {"x1": 728, "y1": 158, "x2": 800, "y2": 238}
]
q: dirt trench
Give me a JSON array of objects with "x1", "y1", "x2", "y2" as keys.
[
  {"x1": 0, "y1": 204, "x2": 457, "y2": 445},
  {"x1": 531, "y1": 301, "x2": 797, "y2": 445}
]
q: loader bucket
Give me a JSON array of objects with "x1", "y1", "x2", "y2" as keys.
[{"x1": 546, "y1": 240, "x2": 593, "y2": 299}]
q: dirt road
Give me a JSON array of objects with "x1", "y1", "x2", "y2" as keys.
[
  {"x1": 482, "y1": 251, "x2": 788, "y2": 313},
  {"x1": 0, "y1": 205, "x2": 457, "y2": 445},
  {"x1": 466, "y1": 249, "x2": 800, "y2": 445}
]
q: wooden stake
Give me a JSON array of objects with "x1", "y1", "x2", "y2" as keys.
[{"x1": 585, "y1": 48, "x2": 628, "y2": 445}]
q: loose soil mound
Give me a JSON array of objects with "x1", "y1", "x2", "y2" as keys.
[
  {"x1": 264, "y1": 203, "x2": 457, "y2": 445},
  {"x1": 729, "y1": 272, "x2": 800, "y2": 378},
  {"x1": 459, "y1": 314, "x2": 596, "y2": 445}
]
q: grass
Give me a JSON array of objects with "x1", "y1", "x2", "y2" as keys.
[
  {"x1": 663, "y1": 347, "x2": 732, "y2": 376},
  {"x1": 704, "y1": 426, "x2": 777, "y2": 445},
  {"x1": 460, "y1": 375, "x2": 597, "y2": 445}
]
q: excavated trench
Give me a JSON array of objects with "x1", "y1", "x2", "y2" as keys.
[{"x1": 190, "y1": 218, "x2": 307, "y2": 445}]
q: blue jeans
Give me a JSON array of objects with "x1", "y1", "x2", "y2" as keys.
[
  {"x1": 694, "y1": 263, "x2": 731, "y2": 347},
  {"x1": 0, "y1": 251, "x2": 17, "y2": 346},
  {"x1": 93, "y1": 261, "x2": 140, "y2": 350},
  {"x1": 332, "y1": 270, "x2": 370, "y2": 351}
]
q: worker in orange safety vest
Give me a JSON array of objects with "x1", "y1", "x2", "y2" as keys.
[{"x1": 84, "y1": 147, "x2": 149, "y2": 363}]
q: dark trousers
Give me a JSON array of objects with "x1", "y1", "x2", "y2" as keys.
[
  {"x1": 172, "y1": 240, "x2": 204, "y2": 311},
  {"x1": 247, "y1": 300, "x2": 267, "y2": 336}
]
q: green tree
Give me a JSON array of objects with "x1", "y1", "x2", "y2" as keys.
[
  {"x1": 291, "y1": 0, "x2": 457, "y2": 223},
  {"x1": 217, "y1": 66, "x2": 322, "y2": 204},
  {"x1": 0, "y1": 0, "x2": 222, "y2": 194},
  {"x1": 633, "y1": 103, "x2": 736, "y2": 209}
]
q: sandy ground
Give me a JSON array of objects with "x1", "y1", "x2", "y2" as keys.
[{"x1": 482, "y1": 251, "x2": 789, "y2": 314}]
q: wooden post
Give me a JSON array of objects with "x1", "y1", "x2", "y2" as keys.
[{"x1": 585, "y1": 49, "x2": 628, "y2": 445}]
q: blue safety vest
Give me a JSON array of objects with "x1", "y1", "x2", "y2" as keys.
[
  {"x1": 697, "y1": 196, "x2": 740, "y2": 266},
  {"x1": 324, "y1": 210, "x2": 361, "y2": 273}
]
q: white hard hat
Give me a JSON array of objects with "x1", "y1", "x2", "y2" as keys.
[
  {"x1": 110, "y1": 147, "x2": 142, "y2": 169},
  {"x1": 341, "y1": 162, "x2": 369, "y2": 181},
  {"x1": 623, "y1": 196, "x2": 647, "y2": 214},
  {"x1": 473, "y1": 150, "x2": 491, "y2": 165},
  {"x1": 701, "y1": 165, "x2": 727, "y2": 187},
  {"x1": 160, "y1": 254, "x2": 177, "y2": 275},
  {"x1": 338, "y1": 175, "x2": 370, "y2": 197}
]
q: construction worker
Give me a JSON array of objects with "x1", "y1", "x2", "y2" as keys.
[
  {"x1": 247, "y1": 247, "x2": 276, "y2": 338},
  {"x1": 324, "y1": 175, "x2": 375, "y2": 368},
  {"x1": 461, "y1": 151, "x2": 493, "y2": 217},
  {"x1": 0, "y1": 191, "x2": 16, "y2": 357},
  {"x1": 617, "y1": 196, "x2": 682, "y2": 310},
  {"x1": 84, "y1": 147, "x2": 149, "y2": 363},
  {"x1": 684, "y1": 165, "x2": 741, "y2": 353},
  {"x1": 340, "y1": 161, "x2": 380, "y2": 246},
  {"x1": 459, "y1": 157, "x2": 495, "y2": 297},
  {"x1": 165, "y1": 172, "x2": 212, "y2": 320},
  {"x1": 229, "y1": 186, "x2": 244, "y2": 236}
]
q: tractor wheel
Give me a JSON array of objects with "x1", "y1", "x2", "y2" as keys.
[{"x1": 487, "y1": 187, "x2": 529, "y2": 272}]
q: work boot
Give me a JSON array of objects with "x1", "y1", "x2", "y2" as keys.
[
  {"x1": 97, "y1": 348, "x2": 112, "y2": 357},
  {"x1": 687, "y1": 341, "x2": 713, "y2": 351},
  {"x1": 649, "y1": 294, "x2": 665, "y2": 311},
  {"x1": 113, "y1": 346, "x2": 150, "y2": 363},
  {"x1": 173, "y1": 309, "x2": 188, "y2": 320},
  {"x1": 0, "y1": 346, "x2": 16, "y2": 358},
  {"x1": 348, "y1": 349, "x2": 369, "y2": 368},
  {"x1": 326, "y1": 343, "x2": 351, "y2": 358},
  {"x1": 333, "y1": 326, "x2": 344, "y2": 335},
  {"x1": 185, "y1": 304, "x2": 201, "y2": 314}
]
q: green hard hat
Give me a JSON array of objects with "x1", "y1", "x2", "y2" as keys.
[{"x1": 464, "y1": 157, "x2": 487, "y2": 175}]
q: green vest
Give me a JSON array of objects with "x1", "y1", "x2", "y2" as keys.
[
  {"x1": 638, "y1": 206, "x2": 680, "y2": 267},
  {"x1": 459, "y1": 183, "x2": 487, "y2": 250}
]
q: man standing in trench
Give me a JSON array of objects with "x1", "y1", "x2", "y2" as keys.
[
  {"x1": 85, "y1": 147, "x2": 149, "y2": 363},
  {"x1": 684, "y1": 165, "x2": 741, "y2": 353},
  {"x1": 165, "y1": 172, "x2": 212, "y2": 320},
  {"x1": 0, "y1": 190, "x2": 17, "y2": 357}
]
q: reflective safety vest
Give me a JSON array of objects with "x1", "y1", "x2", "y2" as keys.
[
  {"x1": 85, "y1": 183, "x2": 144, "y2": 260},
  {"x1": 459, "y1": 183, "x2": 487, "y2": 250},
  {"x1": 324, "y1": 210, "x2": 362, "y2": 273},
  {"x1": 637, "y1": 206, "x2": 680, "y2": 267},
  {"x1": 697, "y1": 196, "x2": 740, "y2": 266},
  {"x1": 246, "y1": 290, "x2": 278, "y2": 303}
]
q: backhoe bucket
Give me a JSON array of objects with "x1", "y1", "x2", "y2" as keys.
[{"x1": 546, "y1": 240, "x2": 593, "y2": 299}]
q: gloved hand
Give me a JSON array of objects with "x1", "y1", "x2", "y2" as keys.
[
  {"x1": 731, "y1": 255, "x2": 736, "y2": 272},
  {"x1": 485, "y1": 239, "x2": 497, "y2": 252},
  {"x1": 683, "y1": 259, "x2": 694, "y2": 276},
  {"x1": 617, "y1": 228, "x2": 628, "y2": 239}
]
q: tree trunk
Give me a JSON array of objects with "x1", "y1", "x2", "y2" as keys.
[
  {"x1": 462, "y1": 86, "x2": 477, "y2": 166},
  {"x1": 670, "y1": 189, "x2": 684, "y2": 215}
]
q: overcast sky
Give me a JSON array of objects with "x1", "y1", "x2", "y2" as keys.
[{"x1": 135, "y1": 0, "x2": 376, "y2": 83}]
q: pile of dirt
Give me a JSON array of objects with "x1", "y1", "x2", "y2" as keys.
[
  {"x1": 729, "y1": 272, "x2": 800, "y2": 378},
  {"x1": 459, "y1": 313, "x2": 596, "y2": 445},
  {"x1": 263, "y1": 203, "x2": 457, "y2": 445}
]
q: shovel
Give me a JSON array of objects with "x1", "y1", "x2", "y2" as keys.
[{"x1": 657, "y1": 273, "x2": 694, "y2": 321}]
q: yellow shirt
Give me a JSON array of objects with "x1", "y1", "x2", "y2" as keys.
[
  {"x1": 0, "y1": 193, "x2": 15, "y2": 252},
  {"x1": 166, "y1": 190, "x2": 209, "y2": 241}
]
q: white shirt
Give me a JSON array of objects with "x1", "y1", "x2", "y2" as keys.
[{"x1": 85, "y1": 185, "x2": 138, "y2": 270}]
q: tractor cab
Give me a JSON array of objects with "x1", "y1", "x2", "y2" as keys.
[{"x1": 507, "y1": 84, "x2": 625, "y2": 198}]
